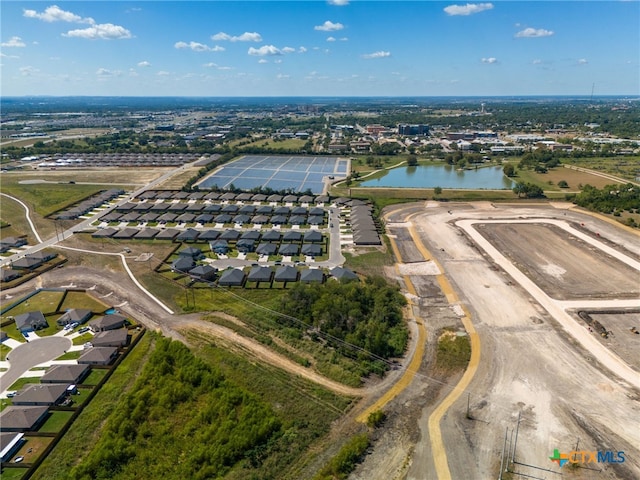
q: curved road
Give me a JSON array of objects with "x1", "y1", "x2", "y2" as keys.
[{"x1": 0, "y1": 336, "x2": 71, "y2": 392}]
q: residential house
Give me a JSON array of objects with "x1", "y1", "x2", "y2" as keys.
[
  {"x1": 15, "y1": 311, "x2": 48, "y2": 333},
  {"x1": 41, "y1": 364, "x2": 90, "y2": 384},
  {"x1": 89, "y1": 313, "x2": 127, "y2": 332},
  {"x1": 78, "y1": 346, "x2": 119, "y2": 365},
  {"x1": 0, "y1": 406, "x2": 49, "y2": 432},
  {"x1": 91, "y1": 329, "x2": 129, "y2": 348},
  {"x1": 11, "y1": 384, "x2": 68, "y2": 406},
  {"x1": 56, "y1": 308, "x2": 92, "y2": 326}
]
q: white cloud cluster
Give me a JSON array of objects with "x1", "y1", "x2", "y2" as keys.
[
  {"x1": 444, "y1": 3, "x2": 494, "y2": 16},
  {"x1": 248, "y1": 45, "x2": 282, "y2": 56},
  {"x1": 327, "y1": 37, "x2": 336, "y2": 42},
  {"x1": 1, "y1": 36, "x2": 26, "y2": 47},
  {"x1": 515, "y1": 27, "x2": 554, "y2": 38},
  {"x1": 362, "y1": 51, "x2": 391, "y2": 59},
  {"x1": 328, "y1": 0, "x2": 349, "y2": 5},
  {"x1": 481, "y1": 57, "x2": 498, "y2": 64},
  {"x1": 212, "y1": 31, "x2": 262, "y2": 42},
  {"x1": 315, "y1": 21, "x2": 344, "y2": 31},
  {"x1": 24, "y1": 5, "x2": 132, "y2": 40},
  {"x1": 64, "y1": 24, "x2": 132, "y2": 40},
  {"x1": 24, "y1": 5, "x2": 93, "y2": 24},
  {"x1": 175, "y1": 41, "x2": 224, "y2": 52},
  {"x1": 578, "y1": 58, "x2": 588, "y2": 65},
  {"x1": 138, "y1": 61, "x2": 151, "y2": 67}
]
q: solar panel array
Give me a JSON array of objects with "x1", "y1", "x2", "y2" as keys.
[{"x1": 198, "y1": 155, "x2": 349, "y2": 194}]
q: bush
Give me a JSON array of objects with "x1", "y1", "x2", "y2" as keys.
[
  {"x1": 558, "y1": 180, "x2": 569, "y2": 188},
  {"x1": 366, "y1": 410, "x2": 386, "y2": 428}
]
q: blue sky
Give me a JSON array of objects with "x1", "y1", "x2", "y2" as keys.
[{"x1": 1, "y1": 1, "x2": 638, "y2": 96}]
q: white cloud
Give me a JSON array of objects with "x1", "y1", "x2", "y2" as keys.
[
  {"x1": 1, "y1": 36, "x2": 26, "y2": 47},
  {"x1": 157, "y1": 71, "x2": 170, "y2": 76},
  {"x1": 20, "y1": 66, "x2": 39, "y2": 76},
  {"x1": 532, "y1": 59, "x2": 542, "y2": 64},
  {"x1": 299, "y1": 46, "x2": 308, "y2": 53},
  {"x1": 282, "y1": 46, "x2": 296, "y2": 53},
  {"x1": 444, "y1": 3, "x2": 494, "y2": 16},
  {"x1": 248, "y1": 45, "x2": 282, "y2": 56},
  {"x1": 174, "y1": 41, "x2": 224, "y2": 52},
  {"x1": 129, "y1": 69, "x2": 139, "y2": 77},
  {"x1": 481, "y1": 57, "x2": 498, "y2": 64},
  {"x1": 63, "y1": 24, "x2": 132, "y2": 40},
  {"x1": 258, "y1": 59, "x2": 268, "y2": 64},
  {"x1": 362, "y1": 51, "x2": 391, "y2": 59},
  {"x1": 0, "y1": 52, "x2": 20, "y2": 59},
  {"x1": 327, "y1": 36, "x2": 336, "y2": 42},
  {"x1": 340, "y1": 37, "x2": 348, "y2": 41},
  {"x1": 218, "y1": 66, "x2": 232, "y2": 70},
  {"x1": 203, "y1": 62, "x2": 218, "y2": 68},
  {"x1": 96, "y1": 67, "x2": 121, "y2": 76},
  {"x1": 277, "y1": 73, "x2": 290, "y2": 79},
  {"x1": 328, "y1": 0, "x2": 349, "y2": 5},
  {"x1": 23, "y1": 5, "x2": 94, "y2": 24},
  {"x1": 137, "y1": 61, "x2": 151, "y2": 67},
  {"x1": 212, "y1": 31, "x2": 262, "y2": 42},
  {"x1": 515, "y1": 27, "x2": 554, "y2": 38},
  {"x1": 314, "y1": 21, "x2": 344, "y2": 31},
  {"x1": 578, "y1": 58, "x2": 588, "y2": 65},
  {"x1": 274, "y1": 59, "x2": 283, "y2": 64}
]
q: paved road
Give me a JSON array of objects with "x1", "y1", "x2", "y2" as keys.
[{"x1": 0, "y1": 336, "x2": 71, "y2": 393}]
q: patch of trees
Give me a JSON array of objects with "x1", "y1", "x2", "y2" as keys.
[
  {"x1": 71, "y1": 338, "x2": 282, "y2": 480},
  {"x1": 573, "y1": 183, "x2": 640, "y2": 219},
  {"x1": 517, "y1": 150, "x2": 562, "y2": 170},
  {"x1": 513, "y1": 182, "x2": 545, "y2": 198},
  {"x1": 280, "y1": 277, "x2": 408, "y2": 374},
  {"x1": 503, "y1": 164, "x2": 516, "y2": 177},
  {"x1": 313, "y1": 433, "x2": 370, "y2": 480}
]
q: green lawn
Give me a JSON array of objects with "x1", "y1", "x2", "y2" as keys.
[
  {"x1": 59, "y1": 291, "x2": 109, "y2": 313},
  {"x1": 55, "y1": 350, "x2": 82, "y2": 361},
  {"x1": 8, "y1": 376, "x2": 40, "y2": 391},
  {"x1": 72, "y1": 333, "x2": 95, "y2": 346},
  {"x1": 0, "y1": 467, "x2": 27, "y2": 479},
  {"x1": 0, "y1": 343, "x2": 11, "y2": 360},
  {"x1": 39, "y1": 410, "x2": 75, "y2": 433},
  {"x1": 1, "y1": 290, "x2": 66, "y2": 317},
  {"x1": 82, "y1": 368, "x2": 108, "y2": 385}
]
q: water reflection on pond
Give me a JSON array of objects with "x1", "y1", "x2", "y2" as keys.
[{"x1": 359, "y1": 164, "x2": 514, "y2": 189}]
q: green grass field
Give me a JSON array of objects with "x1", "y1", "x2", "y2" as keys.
[
  {"x1": 59, "y1": 291, "x2": 109, "y2": 313},
  {"x1": 8, "y1": 376, "x2": 40, "y2": 391},
  {"x1": 82, "y1": 368, "x2": 109, "y2": 385},
  {"x1": 39, "y1": 410, "x2": 75, "y2": 433},
  {"x1": 1, "y1": 290, "x2": 66, "y2": 318}
]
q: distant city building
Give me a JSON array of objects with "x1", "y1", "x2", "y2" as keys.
[{"x1": 398, "y1": 124, "x2": 430, "y2": 136}]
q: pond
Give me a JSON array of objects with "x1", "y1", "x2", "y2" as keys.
[{"x1": 359, "y1": 164, "x2": 514, "y2": 189}]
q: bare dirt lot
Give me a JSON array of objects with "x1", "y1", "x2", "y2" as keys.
[
  {"x1": 476, "y1": 222, "x2": 640, "y2": 300},
  {"x1": 352, "y1": 203, "x2": 640, "y2": 480}
]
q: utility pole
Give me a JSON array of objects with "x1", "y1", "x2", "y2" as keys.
[
  {"x1": 466, "y1": 392, "x2": 471, "y2": 419},
  {"x1": 499, "y1": 428, "x2": 509, "y2": 480},
  {"x1": 512, "y1": 411, "x2": 522, "y2": 465}
]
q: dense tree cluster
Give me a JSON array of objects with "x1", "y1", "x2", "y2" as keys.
[
  {"x1": 573, "y1": 183, "x2": 640, "y2": 219},
  {"x1": 280, "y1": 277, "x2": 408, "y2": 370},
  {"x1": 71, "y1": 338, "x2": 281, "y2": 480},
  {"x1": 517, "y1": 150, "x2": 563, "y2": 170},
  {"x1": 513, "y1": 182, "x2": 545, "y2": 198}
]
